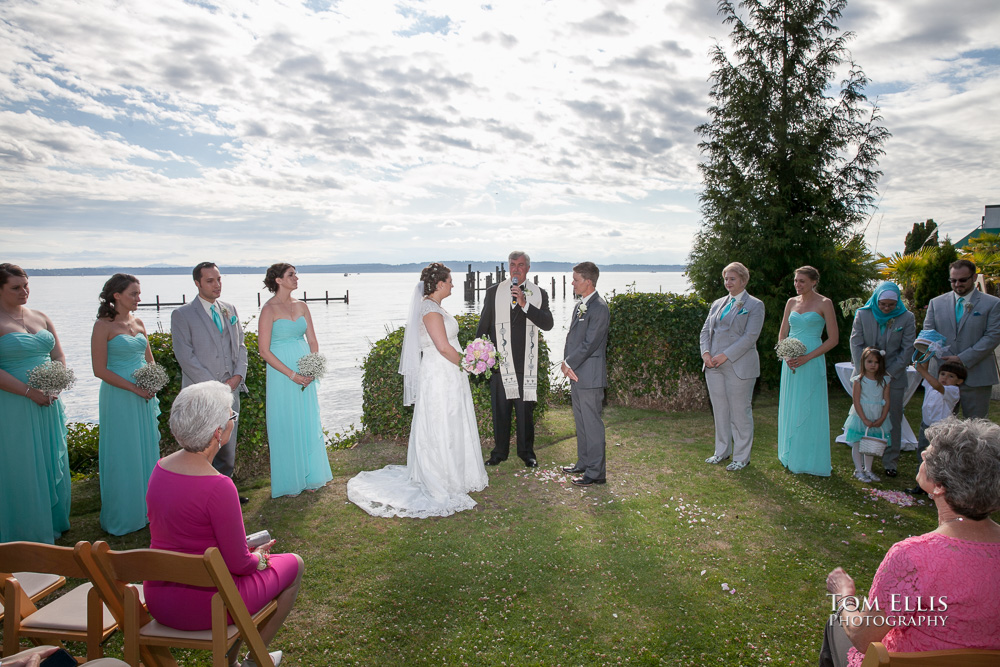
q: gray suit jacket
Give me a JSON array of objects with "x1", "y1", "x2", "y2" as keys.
[
  {"x1": 923, "y1": 288, "x2": 1000, "y2": 387},
  {"x1": 850, "y1": 308, "x2": 915, "y2": 384},
  {"x1": 699, "y1": 293, "x2": 764, "y2": 380},
  {"x1": 171, "y1": 299, "x2": 248, "y2": 391},
  {"x1": 564, "y1": 295, "x2": 609, "y2": 389}
]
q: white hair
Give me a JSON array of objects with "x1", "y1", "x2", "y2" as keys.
[
  {"x1": 509, "y1": 250, "x2": 530, "y2": 265},
  {"x1": 169, "y1": 381, "x2": 233, "y2": 452}
]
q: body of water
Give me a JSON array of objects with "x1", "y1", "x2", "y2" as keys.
[{"x1": 21, "y1": 270, "x2": 690, "y2": 433}]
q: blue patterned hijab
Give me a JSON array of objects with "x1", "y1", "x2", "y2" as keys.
[{"x1": 858, "y1": 281, "x2": 907, "y2": 328}]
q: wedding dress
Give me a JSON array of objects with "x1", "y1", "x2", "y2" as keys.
[{"x1": 347, "y1": 296, "x2": 488, "y2": 518}]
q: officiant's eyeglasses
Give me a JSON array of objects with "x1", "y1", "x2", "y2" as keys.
[{"x1": 229, "y1": 410, "x2": 240, "y2": 422}]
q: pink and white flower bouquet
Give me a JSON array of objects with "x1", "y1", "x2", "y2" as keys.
[{"x1": 462, "y1": 337, "x2": 498, "y2": 376}]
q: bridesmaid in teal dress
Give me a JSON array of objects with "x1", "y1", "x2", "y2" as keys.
[
  {"x1": 258, "y1": 263, "x2": 333, "y2": 498},
  {"x1": 91, "y1": 274, "x2": 162, "y2": 535},
  {"x1": 0, "y1": 264, "x2": 71, "y2": 543},
  {"x1": 777, "y1": 266, "x2": 839, "y2": 476}
]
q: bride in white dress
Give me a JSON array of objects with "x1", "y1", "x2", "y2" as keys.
[{"x1": 347, "y1": 263, "x2": 489, "y2": 518}]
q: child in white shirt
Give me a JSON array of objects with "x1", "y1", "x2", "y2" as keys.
[{"x1": 905, "y1": 360, "x2": 965, "y2": 495}]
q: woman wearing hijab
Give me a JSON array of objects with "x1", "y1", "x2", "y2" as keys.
[{"x1": 849, "y1": 281, "x2": 916, "y2": 477}]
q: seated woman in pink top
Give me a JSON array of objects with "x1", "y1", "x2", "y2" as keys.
[
  {"x1": 820, "y1": 417, "x2": 1000, "y2": 667},
  {"x1": 144, "y1": 381, "x2": 304, "y2": 667}
]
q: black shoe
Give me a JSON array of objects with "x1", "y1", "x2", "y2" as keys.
[
  {"x1": 238, "y1": 496, "x2": 250, "y2": 504},
  {"x1": 572, "y1": 476, "x2": 606, "y2": 486},
  {"x1": 562, "y1": 465, "x2": 586, "y2": 474},
  {"x1": 904, "y1": 486, "x2": 926, "y2": 496},
  {"x1": 524, "y1": 458, "x2": 538, "y2": 468},
  {"x1": 485, "y1": 457, "x2": 504, "y2": 466},
  {"x1": 884, "y1": 468, "x2": 898, "y2": 478}
]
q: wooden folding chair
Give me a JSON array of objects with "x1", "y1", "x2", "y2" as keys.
[
  {"x1": 861, "y1": 641, "x2": 1000, "y2": 666},
  {"x1": 0, "y1": 541, "x2": 116, "y2": 661},
  {"x1": 0, "y1": 571, "x2": 66, "y2": 623},
  {"x1": 90, "y1": 541, "x2": 277, "y2": 667}
]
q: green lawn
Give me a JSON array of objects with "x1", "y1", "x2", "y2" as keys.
[{"x1": 36, "y1": 390, "x2": 946, "y2": 666}]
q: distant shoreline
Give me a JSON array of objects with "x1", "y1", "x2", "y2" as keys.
[{"x1": 25, "y1": 262, "x2": 687, "y2": 276}]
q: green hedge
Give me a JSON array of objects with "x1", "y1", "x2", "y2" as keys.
[
  {"x1": 361, "y1": 314, "x2": 550, "y2": 441},
  {"x1": 606, "y1": 292, "x2": 710, "y2": 411},
  {"x1": 148, "y1": 329, "x2": 270, "y2": 482}
]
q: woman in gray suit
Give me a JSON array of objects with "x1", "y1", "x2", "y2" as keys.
[
  {"x1": 700, "y1": 262, "x2": 765, "y2": 471},
  {"x1": 849, "y1": 281, "x2": 915, "y2": 478}
]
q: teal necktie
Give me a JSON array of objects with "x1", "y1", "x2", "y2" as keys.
[
  {"x1": 211, "y1": 304, "x2": 224, "y2": 334},
  {"x1": 719, "y1": 297, "x2": 735, "y2": 320},
  {"x1": 955, "y1": 296, "x2": 965, "y2": 323}
]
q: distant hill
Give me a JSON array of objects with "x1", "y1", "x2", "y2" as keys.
[{"x1": 26, "y1": 262, "x2": 687, "y2": 276}]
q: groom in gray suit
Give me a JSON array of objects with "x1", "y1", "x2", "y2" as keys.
[
  {"x1": 171, "y1": 262, "x2": 248, "y2": 481},
  {"x1": 923, "y1": 259, "x2": 1000, "y2": 419},
  {"x1": 561, "y1": 262, "x2": 610, "y2": 486}
]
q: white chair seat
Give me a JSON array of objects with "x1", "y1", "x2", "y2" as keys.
[
  {"x1": 140, "y1": 619, "x2": 241, "y2": 642},
  {"x1": 13, "y1": 572, "x2": 64, "y2": 599},
  {"x1": 19, "y1": 582, "x2": 143, "y2": 634}
]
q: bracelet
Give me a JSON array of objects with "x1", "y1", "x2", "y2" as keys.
[{"x1": 24, "y1": 386, "x2": 31, "y2": 397}]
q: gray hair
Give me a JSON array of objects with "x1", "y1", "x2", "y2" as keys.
[
  {"x1": 509, "y1": 250, "x2": 530, "y2": 265},
  {"x1": 923, "y1": 417, "x2": 1000, "y2": 520},
  {"x1": 169, "y1": 381, "x2": 234, "y2": 453},
  {"x1": 722, "y1": 262, "x2": 749, "y2": 283}
]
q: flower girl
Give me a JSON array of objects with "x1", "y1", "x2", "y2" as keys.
[{"x1": 843, "y1": 347, "x2": 891, "y2": 482}]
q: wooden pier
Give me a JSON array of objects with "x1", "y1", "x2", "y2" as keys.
[
  {"x1": 463, "y1": 265, "x2": 567, "y2": 301},
  {"x1": 257, "y1": 291, "x2": 349, "y2": 307},
  {"x1": 138, "y1": 295, "x2": 187, "y2": 311}
]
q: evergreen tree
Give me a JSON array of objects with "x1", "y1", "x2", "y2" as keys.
[
  {"x1": 904, "y1": 219, "x2": 939, "y2": 254},
  {"x1": 913, "y1": 240, "x2": 958, "y2": 310},
  {"x1": 687, "y1": 0, "x2": 888, "y2": 384}
]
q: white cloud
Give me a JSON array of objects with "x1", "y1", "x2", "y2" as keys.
[{"x1": 1, "y1": 0, "x2": 998, "y2": 267}]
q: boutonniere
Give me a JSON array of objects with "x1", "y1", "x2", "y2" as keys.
[
  {"x1": 219, "y1": 304, "x2": 237, "y2": 325},
  {"x1": 523, "y1": 285, "x2": 534, "y2": 297},
  {"x1": 577, "y1": 302, "x2": 588, "y2": 319}
]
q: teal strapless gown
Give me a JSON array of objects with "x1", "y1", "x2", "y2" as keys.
[
  {"x1": 99, "y1": 334, "x2": 161, "y2": 535},
  {"x1": 777, "y1": 311, "x2": 831, "y2": 476},
  {"x1": 0, "y1": 330, "x2": 71, "y2": 543},
  {"x1": 265, "y1": 317, "x2": 333, "y2": 498}
]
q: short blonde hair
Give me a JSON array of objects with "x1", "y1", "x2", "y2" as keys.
[{"x1": 722, "y1": 262, "x2": 749, "y2": 283}]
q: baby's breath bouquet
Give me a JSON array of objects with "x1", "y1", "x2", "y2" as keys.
[
  {"x1": 297, "y1": 352, "x2": 327, "y2": 391},
  {"x1": 775, "y1": 338, "x2": 807, "y2": 374},
  {"x1": 133, "y1": 363, "x2": 169, "y2": 397},
  {"x1": 26, "y1": 361, "x2": 76, "y2": 397}
]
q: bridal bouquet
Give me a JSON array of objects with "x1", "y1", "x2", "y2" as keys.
[
  {"x1": 26, "y1": 361, "x2": 76, "y2": 397},
  {"x1": 133, "y1": 364, "x2": 169, "y2": 397},
  {"x1": 296, "y1": 352, "x2": 327, "y2": 391},
  {"x1": 775, "y1": 338, "x2": 807, "y2": 374},
  {"x1": 462, "y1": 337, "x2": 498, "y2": 376}
]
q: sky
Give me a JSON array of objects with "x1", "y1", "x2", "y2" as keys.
[{"x1": 1, "y1": 0, "x2": 998, "y2": 269}]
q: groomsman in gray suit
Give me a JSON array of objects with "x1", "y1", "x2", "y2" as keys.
[
  {"x1": 922, "y1": 259, "x2": 1000, "y2": 419},
  {"x1": 700, "y1": 262, "x2": 764, "y2": 471},
  {"x1": 561, "y1": 262, "x2": 610, "y2": 486},
  {"x1": 171, "y1": 262, "x2": 248, "y2": 483}
]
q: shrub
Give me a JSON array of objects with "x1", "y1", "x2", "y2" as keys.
[
  {"x1": 361, "y1": 314, "x2": 550, "y2": 441},
  {"x1": 606, "y1": 292, "x2": 710, "y2": 411},
  {"x1": 66, "y1": 421, "x2": 100, "y2": 477},
  {"x1": 148, "y1": 328, "x2": 270, "y2": 482}
]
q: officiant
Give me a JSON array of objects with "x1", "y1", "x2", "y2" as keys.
[{"x1": 476, "y1": 251, "x2": 554, "y2": 468}]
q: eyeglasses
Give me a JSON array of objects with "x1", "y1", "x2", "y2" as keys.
[
  {"x1": 949, "y1": 276, "x2": 973, "y2": 284},
  {"x1": 229, "y1": 410, "x2": 240, "y2": 422}
]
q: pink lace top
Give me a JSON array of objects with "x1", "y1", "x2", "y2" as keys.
[{"x1": 847, "y1": 532, "x2": 1000, "y2": 666}]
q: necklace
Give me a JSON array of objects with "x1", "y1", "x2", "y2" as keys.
[
  {"x1": 939, "y1": 516, "x2": 965, "y2": 526},
  {"x1": 1, "y1": 306, "x2": 27, "y2": 330}
]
